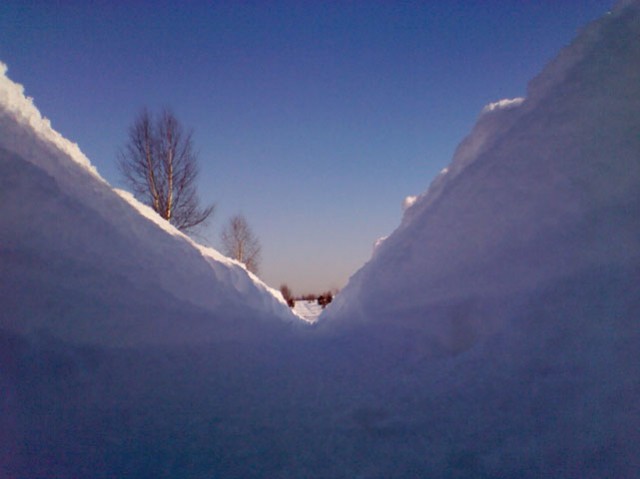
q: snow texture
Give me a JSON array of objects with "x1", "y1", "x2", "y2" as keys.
[{"x1": 2, "y1": 1, "x2": 640, "y2": 477}]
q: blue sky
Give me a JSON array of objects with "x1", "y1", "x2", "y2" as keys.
[{"x1": 0, "y1": 1, "x2": 614, "y2": 294}]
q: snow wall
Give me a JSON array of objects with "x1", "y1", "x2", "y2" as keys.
[
  {"x1": 1, "y1": 2, "x2": 640, "y2": 477},
  {"x1": 323, "y1": 0, "x2": 640, "y2": 343},
  {"x1": 0, "y1": 63, "x2": 298, "y2": 347}
]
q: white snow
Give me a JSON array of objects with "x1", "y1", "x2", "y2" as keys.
[
  {"x1": 480, "y1": 97, "x2": 525, "y2": 114},
  {"x1": 319, "y1": 2, "x2": 640, "y2": 474},
  {"x1": 2, "y1": 1, "x2": 639, "y2": 477},
  {"x1": 0, "y1": 62, "x2": 101, "y2": 179},
  {"x1": 324, "y1": 0, "x2": 640, "y2": 328},
  {"x1": 0, "y1": 63, "x2": 298, "y2": 347},
  {"x1": 401, "y1": 194, "x2": 417, "y2": 211},
  {"x1": 373, "y1": 235, "x2": 388, "y2": 253},
  {"x1": 115, "y1": 187, "x2": 287, "y2": 304},
  {"x1": 292, "y1": 300, "x2": 324, "y2": 323}
]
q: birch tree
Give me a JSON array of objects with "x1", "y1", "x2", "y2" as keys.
[
  {"x1": 118, "y1": 109, "x2": 214, "y2": 232},
  {"x1": 220, "y1": 214, "x2": 262, "y2": 274}
]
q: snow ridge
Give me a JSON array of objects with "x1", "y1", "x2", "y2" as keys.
[
  {"x1": 0, "y1": 62, "x2": 101, "y2": 179},
  {"x1": 324, "y1": 0, "x2": 640, "y2": 327},
  {"x1": 2, "y1": 5, "x2": 639, "y2": 478},
  {"x1": 0, "y1": 61, "x2": 298, "y2": 346}
]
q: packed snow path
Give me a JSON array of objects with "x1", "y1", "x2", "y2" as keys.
[
  {"x1": 293, "y1": 300, "x2": 324, "y2": 323},
  {"x1": 1, "y1": 1, "x2": 639, "y2": 477}
]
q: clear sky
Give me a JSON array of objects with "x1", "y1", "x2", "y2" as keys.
[{"x1": 0, "y1": 1, "x2": 614, "y2": 295}]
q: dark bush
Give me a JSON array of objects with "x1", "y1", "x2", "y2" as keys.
[
  {"x1": 318, "y1": 291, "x2": 333, "y2": 308},
  {"x1": 280, "y1": 284, "x2": 295, "y2": 308}
]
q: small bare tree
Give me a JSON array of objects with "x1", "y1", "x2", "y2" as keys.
[
  {"x1": 118, "y1": 108, "x2": 214, "y2": 232},
  {"x1": 280, "y1": 284, "x2": 295, "y2": 308},
  {"x1": 220, "y1": 214, "x2": 261, "y2": 274}
]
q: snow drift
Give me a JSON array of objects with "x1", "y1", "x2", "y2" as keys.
[
  {"x1": 324, "y1": 1, "x2": 640, "y2": 338},
  {"x1": 2, "y1": 2, "x2": 640, "y2": 478},
  {"x1": 0, "y1": 63, "x2": 297, "y2": 346},
  {"x1": 311, "y1": 2, "x2": 639, "y2": 474}
]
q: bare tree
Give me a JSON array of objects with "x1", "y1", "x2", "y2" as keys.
[
  {"x1": 280, "y1": 284, "x2": 295, "y2": 307},
  {"x1": 118, "y1": 108, "x2": 214, "y2": 232},
  {"x1": 220, "y1": 214, "x2": 262, "y2": 274}
]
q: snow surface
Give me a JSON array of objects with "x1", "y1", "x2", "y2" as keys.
[
  {"x1": 402, "y1": 194, "x2": 418, "y2": 210},
  {"x1": 0, "y1": 61, "x2": 298, "y2": 347},
  {"x1": 324, "y1": 0, "x2": 640, "y2": 328},
  {"x1": 292, "y1": 300, "x2": 324, "y2": 323},
  {"x1": 2, "y1": 1, "x2": 640, "y2": 477}
]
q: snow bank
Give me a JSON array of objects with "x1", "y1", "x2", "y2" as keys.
[
  {"x1": 311, "y1": 6, "x2": 640, "y2": 475},
  {"x1": 324, "y1": 0, "x2": 640, "y2": 331},
  {"x1": 0, "y1": 64, "x2": 298, "y2": 347},
  {"x1": 2, "y1": 3, "x2": 640, "y2": 477},
  {"x1": 292, "y1": 300, "x2": 324, "y2": 323},
  {"x1": 0, "y1": 63, "x2": 101, "y2": 179}
]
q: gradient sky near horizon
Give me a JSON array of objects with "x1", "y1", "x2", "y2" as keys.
[{"x1": 0, "y1": 1, "x2": 614, "y2": 294}]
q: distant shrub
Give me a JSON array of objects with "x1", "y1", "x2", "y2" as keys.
[
  {"x1": 318, "y1": 291, "x2": 333, "y2": 308},
  {"x1": 280, "y1": 284, "x2": 295, "y2": 308}
]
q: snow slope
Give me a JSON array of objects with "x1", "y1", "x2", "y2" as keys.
[
  {"x1": 0, "y1": 63, "x2": 298, "y2": 346},
  {"x1": 324, "y1": 0, "x2": 640, "y2": 334},
  {"x1": 2, "y1": 2, "x2": 640, "y2": 478},
  {"x1": 308, "y1": 2, "x2": 639, "y2": 474},
  {"x1": 292, "y1": 300, "x2": 324, "y2": 323}
]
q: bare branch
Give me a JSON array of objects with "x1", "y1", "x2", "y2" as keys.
[
  {"x1": 220, "y1": 214, "x2": 262, "y2": 274},
  {"x1": 118, "y1": 108, "x2": 214, "y2": 233}
]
